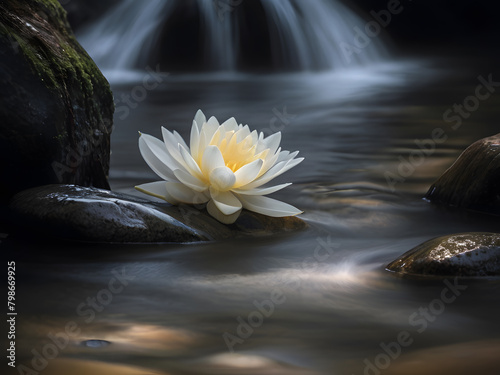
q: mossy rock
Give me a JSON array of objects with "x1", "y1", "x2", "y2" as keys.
[
  {"x1": 0, "y1": 0, "x2": 114, "y2": 203},
  {"x1": 387, "y1": 232, "x2": 500, "y2": 277}
]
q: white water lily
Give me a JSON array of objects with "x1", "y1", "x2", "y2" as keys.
[{"x1": 135, "y1": 110, "x2": 303, "y2": 224}]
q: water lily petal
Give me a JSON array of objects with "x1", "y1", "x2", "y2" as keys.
[
  {"x1": 210, "y1": 188, "x2": 242, "y2": 215},
  {"x1": 209, "y1": 166, "x2": 236, "y2": 191},
  {"x1": 202, "y1": 145, "x2": 226, "y2": 176},
  {"x1": 190, "y1": 120, "x2": 201, "y2": 162},
  {"x1": 135, "y1": 181, "x2": 178, "y2": 204},
  {"x1": 240, "y1": 160, "x2": 286, "y2": 189},
  {"x1": 161, "y1": 127, "x2": 191, "y2": 171},
  {"x1": 138, "y1": 134, "x2": 177, "y2": 181},
  {"x1": 236, "y1": 194, "x2": 302, "y2": 217},
  {"x1": 234, "y1": 158, "x2": 263, "y2": 187},
  {"x1": 235, "y1": 125, "x2": 251, "y2": 142},
  {"x1": 233, "y1": 183, "x2": 291, "y2": 195},
  {"x1": 277, "y1": 150, "x2": 299, "y2": 164},
  {"x1": 243, "y1": 157, "x2": 304, "y2": 189},
  {"x1": 276, "y1": 156, "x2": 304, "y2": 176},
  {"x1": 208, "y1": 127, "x2": 223, "y2": 148},
  {"x1": 206, "y1": 200, "x2": 241, "y2": 224},
  {"x1": 263, "y1": 157, "x2": 304, "y2": 183},
  {"x1": 276, "y1": 150, "x2": 290, "y2": 161},
  {"x1": 194, "y1": 109, "x2": 206, "y2": 129},
  {"x1": 203, "y1": 116, "x2": 220, "y2": 140},
  {"x1": 178, "y1": 144, "x2": 204, "y2": 178},
  {"x1": 250, "y1": 130, "x2": 259, "y2": 144},
  {"x1": 197, "y1": 129, "x2": 207, "y2": 163},
  {"x1": 221, "y1": 117, "x2": 238, "y2": 132},
  {"x1": 264, "y1": 132, "x2": 282, "y2": 155},
  {"x1": 259, "y1": 147, "x2": 280, "y2": 176},
  {"x1": 165, "y1": 182, "x2": 209, "y2": 204},
  {"x1": 257, "y1": 132, "x2": 281, "y2": 154},
  {"x1": 173, "y1": 169, "x2": 207, "y2": 192},
  {"x1": 173, "y1": 130, "x2": 189, "y2": 151},
  {"x1": 199, "y1": 117, "x2": 220, "y2": 157}
]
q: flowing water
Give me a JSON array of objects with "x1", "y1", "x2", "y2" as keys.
[
  {"x1": 77, "y1": 0, "x2": 386, "y2": 72},
  {"x1": 4, "y1": 1, "x2": 500, "y2": 375}
]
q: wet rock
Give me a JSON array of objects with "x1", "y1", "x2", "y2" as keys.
[
  {"x1": 9, "y1": 185, "x2": 307, "y2": 243},
  {"x1": 425, "y1": 134, "x2": 500, "y2": 215},
  {"x1": 387, "y1": 232, "x2": 500, "y2": 277},
  {"x1": 0, "y1": 0, "x2": 114, "y2": 203},
  {"x1": 9, "y1": 185, "x2": 206, "y2": 243},
  {"x1": 167, "y1": 200, "x2": 307, "y2": 240}
]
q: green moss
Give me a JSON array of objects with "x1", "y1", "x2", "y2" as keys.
[{"x1": 0, "y1": 0, "x2": 113, "y2": 127}]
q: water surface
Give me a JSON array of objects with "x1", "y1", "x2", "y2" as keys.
[{"x1": 4, "y1": 55, "x2": 500, "y2": 375}]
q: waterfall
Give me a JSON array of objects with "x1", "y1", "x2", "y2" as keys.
[
  {"x1": 77, "y1": 0, "x2": 388, "y2": 74},
  {"x1": 76, "y1": 0, "x2": 175, "y2": 71}
]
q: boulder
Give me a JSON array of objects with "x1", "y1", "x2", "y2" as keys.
[
  {"x1": 0, "y1": 0, "x2": 114, "y2": 203},
  {"x1": 9, "y1": 185, "x2": 307, "y2": 243},
  {"x1": 425, "y1": 134, "x2": 500, "y2": 215},
  {"x1": 386, "y1": 232, "x2": 500, "y2": 277}
]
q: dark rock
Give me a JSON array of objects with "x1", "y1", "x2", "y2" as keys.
[
  {"x1": 9, "y1": 185, "x2": 207, "y2": 243},
  {"x1": 9, "y1": 185, "x2": 307, "y2": 243},
  {"x1": 167, "y1": 201, "x2": 308, "y2": 240},
  {"x1": 425, "y1": 134, "x2": 500, "y2": 215},
  {"x1": 0, "y1": 0, "x2": 114, "y2": 203},
  {"x1": 386, "y1": 232, "x2": 500, "y2": 277}
]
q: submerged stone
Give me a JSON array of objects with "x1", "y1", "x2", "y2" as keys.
[
  {"x1": 0, "y1": 0, "x2": 114, "y2": 203},
  {"x1": 387, "y1": 232, "x2": 500, "y2": 277},
  {"x1": 425, "y1": 133, "x2": 500, "y2": 215},
  {"x1": 81, "y1": 339, "x2": 111, "y2": 348},
  {"x1": 9, "y1": 185, "x2": 307, "y2": 243}
]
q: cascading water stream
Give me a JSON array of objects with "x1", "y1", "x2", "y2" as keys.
[{"x1": 77, "y1": 0, "x2": 388, "y2": 74}]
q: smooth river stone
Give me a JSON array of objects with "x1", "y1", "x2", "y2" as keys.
[
  {"x1": 9, "y1": 184, "x2": 307, "y2": 243},
  {"x1": 386, "y1": 232, "x2": 500, "y2": 277},
  {"x1": 425, "y1": 133, "x2": 500, "y2": 215}
]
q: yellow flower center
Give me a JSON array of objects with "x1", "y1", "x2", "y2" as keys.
[{"x1": 212, "y1": 131, "x2": 268, "y2": 172}]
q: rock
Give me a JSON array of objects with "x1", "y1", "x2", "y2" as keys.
[
  {"x1": 167, "y1": 200, "x2": 308, "y2": 240},
  {"x1": 425, "y1": 134, "x2": 500, "y2": 215},
  {"x1": 9, "y1": 185, "x2": 307, "y2": 243},
  {"x1": 9, "y1": 184, "x2": 207, "y2": 243},
  {"x1": 386, "y1": 232, "x2": 500, "y2": 277},
  {"x1": 0, "y1": 0, "x2": 114, "y2": 203}
]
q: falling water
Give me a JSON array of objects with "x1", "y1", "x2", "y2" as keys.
[
  {"x1": 77, "y1": 0, "x2": 388, "y2": 73},
  {"x1": 76, "y1": 0, "x2": 175, "y2": 71}
]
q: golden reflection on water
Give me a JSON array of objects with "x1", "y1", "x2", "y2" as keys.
[
  {"x1": 95, "y1": 324, "x2": 198, "y2": 352},
  {"x1": 44, "y1": 358, "x2": 168, "y2": 375},
  {"x1": 383, "y1": 339, "x2": 500, "y2": 375}
]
